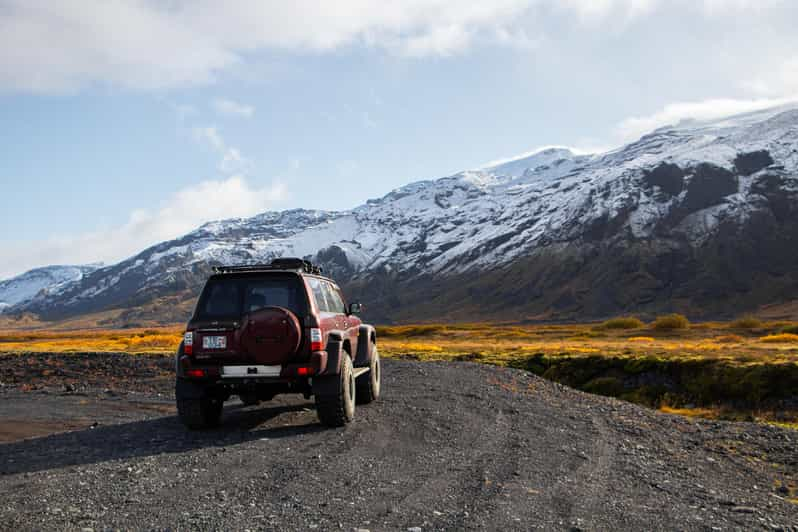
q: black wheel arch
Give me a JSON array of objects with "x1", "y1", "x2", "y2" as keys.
[{"x1": 354, "y1": 324, "x2": 376, "y2": 367}]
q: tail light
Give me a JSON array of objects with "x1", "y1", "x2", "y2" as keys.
[
  {"x1": 186, "y1": 368, "x2": 206, "y2": 378},
  {"x1": 310, "y1": 328, "x2": 323, "y2": 351},
  {"x1": 184, "y1": 331, "x2": 194, "y2": 355},
  {"x1": 297, "y1": 366, "x2": 314, "y2": 376}
]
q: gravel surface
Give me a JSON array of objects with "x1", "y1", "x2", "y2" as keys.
[{"x1": 0, "y1": 354, "x2": 796, "y2": 531}]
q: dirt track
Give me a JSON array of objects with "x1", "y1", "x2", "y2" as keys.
[{"x1": 0, "y1": 354, "x2": 796, "y2": 530}]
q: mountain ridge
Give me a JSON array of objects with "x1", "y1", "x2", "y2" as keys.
[{"x1": 4, "y1": 104, "x2": 798, "y2": 325}]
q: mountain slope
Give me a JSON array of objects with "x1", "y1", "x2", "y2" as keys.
[
  {"x1": 8, "y1": 104, "x2": 798, "y2": 324},
  {"x1": 0, "y1": 265, "x2": 100, "y2": 312}
]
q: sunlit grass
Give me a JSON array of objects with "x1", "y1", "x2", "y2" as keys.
[
  {"x1": 377, "y1": 321, "x2": 798, "y2": 365},
  {"x1": 0, "y1": 327, "x2": 182, "y2": 353},
  {"x1": 760, "y1": 333, "x2": 798, "y2": 343}
]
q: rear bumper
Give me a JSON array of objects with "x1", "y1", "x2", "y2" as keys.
[{"x1": 177, "y1": 350, "x2": 328, "y2": 381}]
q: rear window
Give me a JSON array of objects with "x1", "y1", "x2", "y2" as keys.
[{"x1": 194, "y1": 275, "x2": 308, "y2": 320}]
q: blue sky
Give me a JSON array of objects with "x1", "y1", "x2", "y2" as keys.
[{"x1": 2, "y1": 0, "x2": 798, "y2": 278}]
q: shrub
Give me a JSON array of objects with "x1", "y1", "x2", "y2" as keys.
[
  {"x1": 594, "y1": 317, "x2": 644, "y2": 330},
  {"x1": 781, "y1": 325, "x2": 798, "y2": 335},
  {"x1": 759, "y1": 333, "x2": 798, "y2": 343},
  {"x1": 716, "y1": 334, "x2": 744, "y2": 343},
  {"x1": 651, "y1": 314, "x2": 691, "y2": 330},
  {"x1": 376, "y1": 324, "x2": 447, "y2": 338},
  {"x1": 730, "y1": 316, "x2": 762, "y2": 329}
]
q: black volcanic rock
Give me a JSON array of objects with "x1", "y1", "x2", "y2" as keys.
[
  {"x1": 734, "y1": 150, "x2": 774, "y2": 176},
  {"x1": 643, "y1": 162, "x2": 685, "y2": 196}
]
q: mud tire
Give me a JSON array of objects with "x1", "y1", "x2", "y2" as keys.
[
  {"x1": 177, "y1": 398, "x2": 223, "y2": 430},
  {"x1": 356, "y1": 345, "x2": 381, "y2": 404},
  {"x1": 314, "y1": 355, "x2": 355, "y2": 427}
]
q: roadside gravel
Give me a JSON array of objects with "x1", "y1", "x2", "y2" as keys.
[{"x1": 0, "y1": 354, "x2": 796, "y2": 530}]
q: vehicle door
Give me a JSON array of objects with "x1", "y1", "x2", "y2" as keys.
[
  {"x1": 308, "y1": 277, "x2": 339, "y2": 346},
  {"x1": 334, "y1": 283, "x2": 360, "y2": 345},
  {"x1": 322, "y1": 281, "x2": 358, "y2": 354}
]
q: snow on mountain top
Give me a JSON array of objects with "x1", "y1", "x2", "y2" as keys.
[
  {"x1": 481, "y1": 146, "x2": 583, "y2": 174},
  {"x1": 678, "y1": 102, "x2": 798, "y2": 130},
  {"x1": 0, "y1": 264, "x2": 101, "y2": 310}
]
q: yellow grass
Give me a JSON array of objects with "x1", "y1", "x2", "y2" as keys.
[
  {"x1": 375, "y1": 321, "x2": 798, "y2": 365},
  {"x1": 659, "y1": 405, "x2": 720, "y2": 419},
  {"x1": 2, "y1": 320, "x2": 798, "y2": 365},
  {"x1": 0, "y1": 327, "x2": 182, "y2": 353},
  {"x1": 760, "y1": 333, "x2": 798, "y2": 343}
]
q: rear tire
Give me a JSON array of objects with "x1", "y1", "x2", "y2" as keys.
[
  {"x1": 314, "y1": 355, "x2": 355, "y2": 427},
  {"x1": 356, "y1": 345, "x2": 381, "y2": 404},
  {"x1": 239, "y1": 393, "x2": 260, "y2": 407},
  {"x1": 177, "y1": 397, "x2": 223, "y2": 429}
]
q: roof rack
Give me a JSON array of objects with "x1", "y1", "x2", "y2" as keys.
[{"x1": 213, "y1": 257, "x2": 323, "y2": 275}]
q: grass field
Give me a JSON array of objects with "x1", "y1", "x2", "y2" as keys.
[{"x1": 2, "y1": 318, "x2": 797, "y2": 426}]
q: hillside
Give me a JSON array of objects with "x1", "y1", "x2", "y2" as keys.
[{"x1": 3, "y1": 104, "x2": 798, "y2": 325}]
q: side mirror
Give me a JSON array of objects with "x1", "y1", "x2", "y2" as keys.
[{"x1": 347, "y1": 302, "x2": 362, "y2": 315}]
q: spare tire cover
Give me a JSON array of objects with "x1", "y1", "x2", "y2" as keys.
[{"x1": 237, "y1": 306, "x2": 302, "y2": 365}]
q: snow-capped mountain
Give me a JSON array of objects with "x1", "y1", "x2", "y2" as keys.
[
  {"x1": 0, "y1": 264, "x2": 101, "y2": 312},
  {"x1": 9, "y1": 104, "x2": 798, "y2": 323}
]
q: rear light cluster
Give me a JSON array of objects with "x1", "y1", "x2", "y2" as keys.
[
  {"x1": 184, "y1": 331, "x2": 194, "y2": 355},
  {"x1": 310, "y1": 328, "x2": 323, "y2": 351}
]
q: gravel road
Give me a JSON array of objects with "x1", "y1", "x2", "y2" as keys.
[{"x1": 0, "y1": 354, "x2": 796, "y2": 531}]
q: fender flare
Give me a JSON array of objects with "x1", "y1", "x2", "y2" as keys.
[
  {"x1": 354, "y1": 324, "x2": 376, "y2": 367},
  {"x1": 175, "y1": 341, "x2": 186, "y2": 378},
  {"x1": 319, "y1": 330, "x2": 345, "y2": 376}
]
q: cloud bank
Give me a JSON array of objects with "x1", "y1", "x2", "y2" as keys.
[
  {"x1": 213, "y1": 98, "x2": 255, "y2": 118},
  {"x1": 0, "y1": 176, "x2": 286, "y2": 279},
  {"x1": 0, "y1": 0, "x2": 783, "y2": 93}
]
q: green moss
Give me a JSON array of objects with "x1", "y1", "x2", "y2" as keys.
[
  {"x1": 620, "y1": 385, "x2": 670, "y2": 407},
  {"x1": 593, "y1": 317, "x2": 644, "y2": 330},
  {"x1": 454, "y1": 352, "x2": 484, "y2": 362},
  {"x1": 511, "y1": 351, "x2": 798, "y2": 420},
  {"x1": 623, "y1": 356, "x2": 665, "y2": 374},
  {"x1": 583, "y1": 376, "x2": 625, "y2": 397}
]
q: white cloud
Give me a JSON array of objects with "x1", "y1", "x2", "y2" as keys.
[
  {"x1": 193, "y1": 126, "x2": 251, "y2": 174},
  {"x1": 557, "y1": 0, "x2": 658, "y2": 22},
  {"x1": 615, "y1": 96, "x2": 798, "y2": 141},
  {"x1": 213, "y1": 98, "x2": 255, "y2": 118},
  {"x1": 0, "y1": 176, "x2": 287, "y2": 280},
  {"x1": 741, "y1": 56, "x2": 798, "y2": 97},
  {"x1": 3, "y1": 0, "x2": 780, "y2": 92}
]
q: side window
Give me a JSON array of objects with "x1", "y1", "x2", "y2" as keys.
[
  {"x1": 323, "y1": 282, "x2": 346, "y2": 314},
  {"x1": 308, "y1": 278, "x2": 330, "y2": 312},
  {"x1": 332, "y1": 285, "x2": 347, "y2": 314}
]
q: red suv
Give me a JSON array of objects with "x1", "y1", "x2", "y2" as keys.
[{"x1": 175, "y1": 258, "x2": 381, "y2": 428}]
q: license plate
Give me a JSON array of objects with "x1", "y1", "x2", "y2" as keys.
[{"x1": 202, "y1": 335, "x2": 227, "y2": 349}]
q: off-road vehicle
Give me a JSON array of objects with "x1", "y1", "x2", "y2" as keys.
[{"x1": 174, "y1": 258, "x2": 381, "y2": 429}]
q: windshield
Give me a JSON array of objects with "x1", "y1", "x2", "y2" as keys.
[{"x1": 194, "y1": 275, "x2": 308, "y2": 320}]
